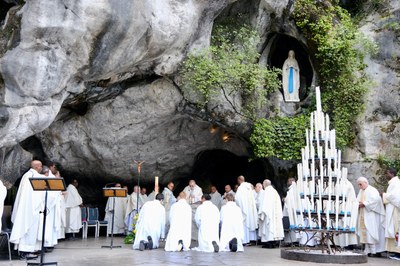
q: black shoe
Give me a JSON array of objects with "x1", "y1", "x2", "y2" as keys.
[
  {"x1": 388, "y1": 253, "x2": 400, "y2": 260},
  {"x1": 212, "y1": 241, "x2": 219, "y2": 252},
  {"x1": 139, "y1": 240, "x2": 146, "y2": 251},
  {"x1": 368, "y1": 253, "x2": 382, "y2": 258},
  {"x1": 229, "y1": 238, "x2": 238, "y2": 252},
  {"x1": 20, "y1": 252, "x2": 38, "y2": 260},
  {"x1": 147, "y1": 236, "x2": 153, "y2": 250},
  {"x1": 177, "y1": 240, "x2": 183, "y2": 251},
  {"x1": 44, "y1": 247, "x2": 54, "y2": 253}
]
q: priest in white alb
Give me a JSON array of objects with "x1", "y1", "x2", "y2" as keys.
[
  {"x1": 219, "y1": 193, "x2": 244, "y2": 252},
  {"x1": 104, "y1": 183, "x2": 127, "y2": 235},
  {"x1": 382, "y1": 168, "x2": 400, "y2": 260},
  {"x1": 356, "y1": 177, "x2": 385, "y2": 256},
  {"x1": 65, "y1": 179, "x2": 83, "y2": 235},
  {"x1": 210, "y1": 185, "x2": 222, "y2": 210},
  {"x1": 165, "y1": 192, "x2": 192, "y2": 251},
  {"x1": 133, "y1": 193, "x2": 166, "y2": 250},
  {"x1": 0, "y1": 179, "x2": 7, "y2": 231},
  {"x1": 235, "y1": 175, "x2": 258, "y2": 245},
  {"x1": 193, "y1": 194, "x2": 220, "y2": 252},
  {"x1": 10, "y1": 160, "x2": 44, "y2": 259},
  {"x1": 162, "y1": 181, "x2": 176, "y2": 233},
  {"x1": 258, "y1": 179, "x2": 284, "y2": 247},
  {"x1": 125, "y1": 185, "x2": 141, "y2": 232},
  {"x1": 183, "y1": 180, "x2": 203, "y2": 204}
]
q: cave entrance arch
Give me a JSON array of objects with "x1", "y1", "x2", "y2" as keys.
[
  {"x1": 174, "y1": 149, "x2": 286, "y2": 196},
  {"x1": 266, "y1": 34, "x2": 314, "y2": 101}
]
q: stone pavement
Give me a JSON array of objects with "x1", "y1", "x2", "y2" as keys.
[{"x1": 1, "y1": 237, "x2": 399, "y2": 266}]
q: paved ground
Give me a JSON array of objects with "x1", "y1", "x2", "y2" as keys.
[{"x1": 0, "y1": 237, "x2": 398, "y2": 266}]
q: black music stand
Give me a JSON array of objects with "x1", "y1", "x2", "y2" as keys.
[
  {"x1": 28, "y1": 177, "x2": 66, "y2": 266},
  {"x1": 101, "y1": 187, "x2": 127, "y2": 249}
]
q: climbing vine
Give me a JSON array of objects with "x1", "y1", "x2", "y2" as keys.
[
  {"x1": 179, "y1": 18, "x2": 281, "y2": 119},
  {"x1": 250, "y1": 115, "x2": 309, "y2": 160},
  {"x1": 293, "y1": 0, "x2": 373, "y2": 148}
]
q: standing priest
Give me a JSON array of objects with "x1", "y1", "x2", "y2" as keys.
[
  {"x1": 65, "y1": 179, "x2": 83, "y2": 237},
  {"x1": 235, "y1": 175, "x2": 258, "y2": 245},
  {"x1": 383, "y1": 168, "x2": 400, "y2": 260},
  {"x1": 356, "y1": 177, "x2": 385, "y2": 257},
  {"x1": 258, "y1": 179, "x2": 284, "y2": 248}
]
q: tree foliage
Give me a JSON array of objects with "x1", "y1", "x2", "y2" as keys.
[{"x1": 179, "y1": 21, "x2": 281, "y2": 119}]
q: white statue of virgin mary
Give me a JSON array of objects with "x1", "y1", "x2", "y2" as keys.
[{"x1": 282, "y1": 50, "x2": 300, "y2": 102}]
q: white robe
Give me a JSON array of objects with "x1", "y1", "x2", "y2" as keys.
[
  {"x1": 0, "y1": 180, "x2": 7, "y2": 231},
  {"x1": 162, "y1": 187, "x2": 176, "y2": 228},
  {"x1": 165, "y1": 199, "x2": 192, "y2": 251},
  {"x1": 255, "y1": 190, "x2": 264, "y2": 212},
  {"x1": 222, "y1": 190, "x2": 235, "y2": 206},
  {"x1": 105, "y1": 196, "x2": 127, "y2": 234},
  {"x1": 357, "y1": 185, "x2": 386, "y2": 254},
  {"x1": 235, "y1": 182, "x2": 258, "y2": 243},
  {"x1": 193, "y1": 201, "x2": 220, "y2": 252},
  {"x1": 383, "y1": 176, "x2": 400, "y2": 251},
  {"x1": 210, "y1": 191, "x2": 222, "y2": 210},
  {"x1": 219, "y1": 201, "x2": 244, "y2": 252},
  {"x1": 258, "y1": 186, "x2": 284, "y2": 242},
  {"x1": 125, "y1": 192, "x2": 140, "y2": 232},
  {"x1": 183, "y1": 185, "x2": 203, "y2": 204},
  {"x1": 65, "y1": 184, "x2": 83, "y2": 233},
  {"x1": 132, "y1": 200, "x2": 165, "y2": 249},
  {"x1": 38, "y1": 188, "x2": 61, "y2": 247},
  {"x1": 10, "y1": 169, "x2": 43, "y2": 252}
]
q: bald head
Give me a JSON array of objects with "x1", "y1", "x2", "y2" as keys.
[
  {"x1": 237, "y1": 175, "x2": 245, "y2": 184},
  {"x1": 31, "y1": 160, "x2": 43, "y2": 173},
  {"x1": 263, "y1": 179, "x2": 271, "y2": 188}
]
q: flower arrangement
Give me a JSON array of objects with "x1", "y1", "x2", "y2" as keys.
[{"x1": 124, "y1": 213, "x2": 139, "y2": 244}]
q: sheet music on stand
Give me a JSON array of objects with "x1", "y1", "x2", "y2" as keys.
[
  {"x1": 28, "y1": 177, "x2": 66, "y2": 266},
  {"x1": 102, "y1": 187, "x2": 127, "y2": 249}
]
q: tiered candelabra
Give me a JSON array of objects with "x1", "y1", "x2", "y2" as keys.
[{"x1": 285, "y1": 87, "x2": 359, "y2": 254}]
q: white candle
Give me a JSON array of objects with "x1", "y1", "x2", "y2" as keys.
[
  {"x1": 327, "y1": 170, "x2": 332, "y2": 229},
  {"x1": 311, "y1": 158, "x2": 315, "y2": 211},
  {"x1": 316, "y1": 86, "x2": 321, "y2": 112},
  {"x1": 306, "y1": 129, "x2": 310, "y2": 148},
  {"x1": 292, "y1": 183, "x2": 299, "y2": 227},
  {"x1": 155, "y1": 176, "x2": 159, "y2": 193},
  {"x1": 310, "y1": 114, "x2": 314, "y2": 142},
  {"x1": 317, "y1": 199, "x2": 322, "y2": 229}
]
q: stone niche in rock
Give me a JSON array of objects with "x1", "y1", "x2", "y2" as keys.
[
  {"x1": 259, "y1": 33, "x2": 315, "y2": 116},
  {"x1": 266, "y1": 33, "x2": 314, "y2": 101}
]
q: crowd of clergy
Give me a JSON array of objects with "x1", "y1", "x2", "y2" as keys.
[
  {"x1": 2, "y1": 159, "x2": 400, "y2": 260},
  {"x1": 5, "y1": 160, "x2": 83, "y2": 260}
]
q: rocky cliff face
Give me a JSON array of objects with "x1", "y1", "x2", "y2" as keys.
[{"x1": 0, "y1": 0, "x2": 398, "y2": 191}]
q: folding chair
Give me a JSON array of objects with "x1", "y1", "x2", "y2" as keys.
[
  {"x1": 85, "y1": 207, "x2": 99, "y2": 238},
  {"x1": 97, "y1": 216, "x2": 108, "y2": 238},
  {"x1": 81, "y1": 207, "x2": 88, "y2": 239}
]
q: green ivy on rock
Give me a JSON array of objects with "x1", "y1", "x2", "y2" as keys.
[
  {"x1": 250, "y1": 115, "x2": 309, "y2": 160},
  {"x1": 179, "y1": 19, "x2": 281, "y2": 119},
  {"x1": 293, "y1": 0, "x2": 372, "y2": 148}
]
